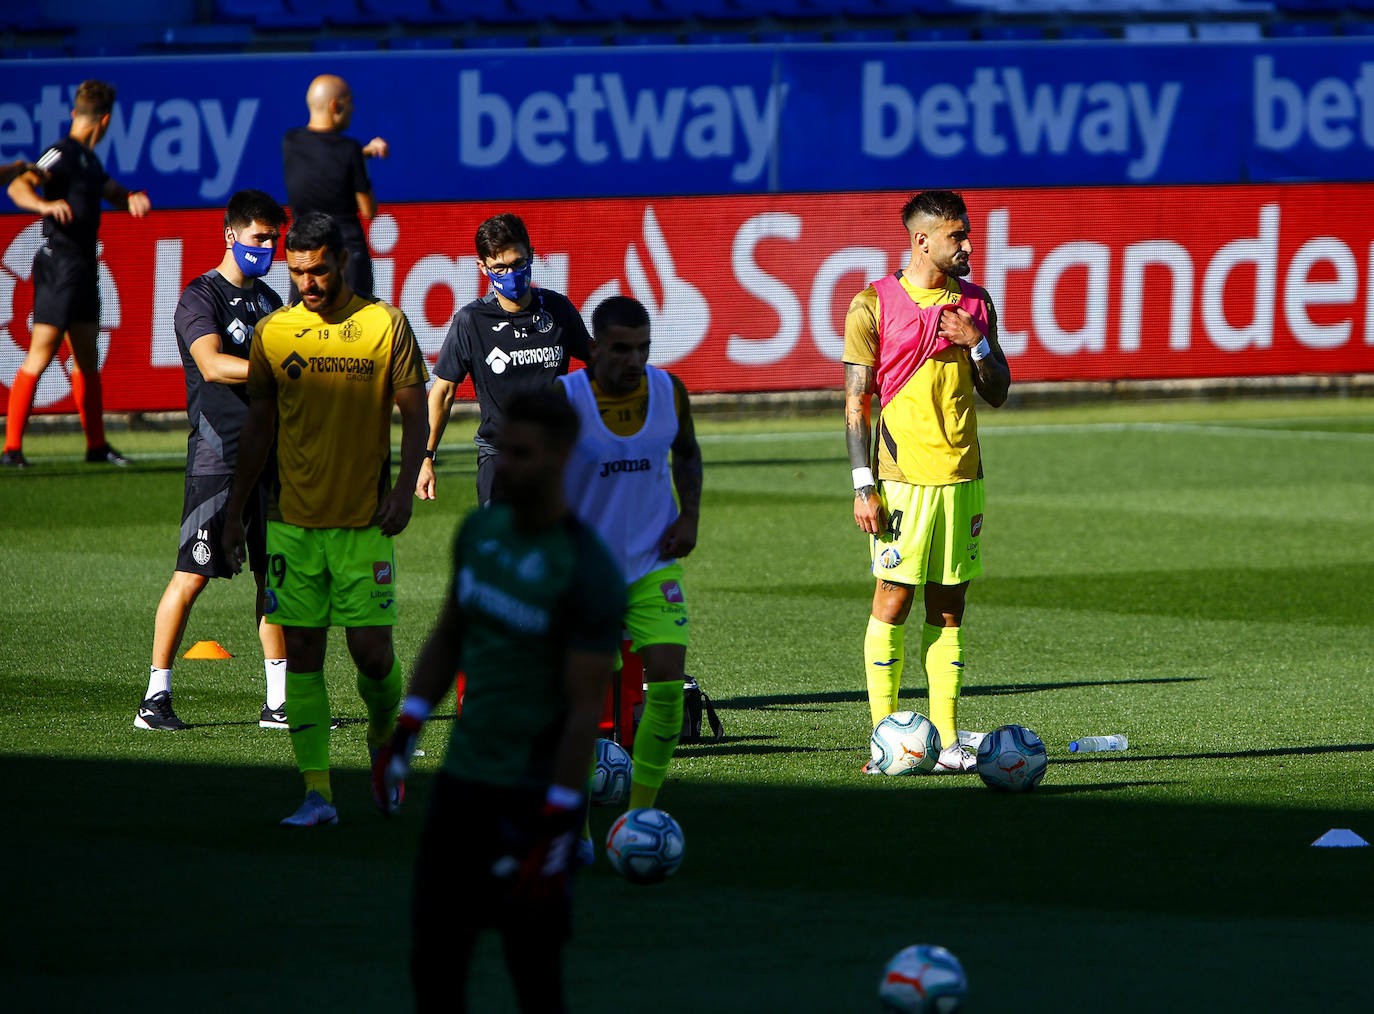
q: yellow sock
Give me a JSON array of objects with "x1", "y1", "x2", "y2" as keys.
[
  {"x1": 304, "y1": 769, "x2": 332, "y2": 803},
  {"x1": 925, "y1": 624, "x2": 964, "y2": 751},
  {"x1": 629, "y1": 681, "x2": 683, "y2": 810},
  {"x1": 864, "y1": 616, "x2": 904, "y2": 727}
]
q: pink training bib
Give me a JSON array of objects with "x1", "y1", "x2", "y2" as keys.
[{"x1": 872, "y1": 274, "x2": 989, "y2": 408}]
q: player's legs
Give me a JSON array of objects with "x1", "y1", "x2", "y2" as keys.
[
  {"x1": 923, "y1": 580, "x2": 969, "y2": 753},
  {"x1": 866, "y1": 578, "x2": 917, "y2": 727},
  {"x1": 135, "y1": 570, "x2": 209, "y2": 731},
  {"x1": 327, "y1": 527, "x2": 402, "y2": 749},
  {"x1": 244, "y1": 488, "x2": 287, "y2": 722},
  {"x1": 625, "y1": 564, "x2": 690, "y2": 810},
  {"x1": 476, "y1": 450, "x2": 498, "y2": 506},
  {"x1": 345, "y1": 625, "x2": 402, "y2": 749},
  {"x1": 343, "y1": 242, "x2": 373, "y2": 300},
  {"x1": 3, "y1": 323, "x2": 63, "y2": 459},
  {"x1": 65, "y1": 321, "x2": 108, "y2": 453}
]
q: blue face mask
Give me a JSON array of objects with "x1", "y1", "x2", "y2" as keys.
[
  {"x1": 488, "y1": 262, "x2": 532, "y2": 302},
  {"x1": 232, "y1": 241, "x2": 275, "y2": 278}
]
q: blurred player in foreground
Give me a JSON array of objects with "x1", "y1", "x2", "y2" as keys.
[
  {"x1": 224, "y1": 212, "x2": 428, "y2": 826},
  {"x1": 843, "y1": 190, "x2": 1011, "y2": 773},
  {"x1": 374, "y1": 389, "x2": 624, "y2": 1013},
  {"x1": 557, "y1": 295, "x2": 702, "y2": 815},
  {"x1": 418, "y1": 212, "x2": 591, "y2": 506},
  {"x1": 282, "y1": 74, "x2": 387, "y2": 300},
  {"x1": 136, "y1": 189, "x2": 289, "y2": 732},
  {"x1": 4, "y1": 79, "x2": 150, "y2": 468}
]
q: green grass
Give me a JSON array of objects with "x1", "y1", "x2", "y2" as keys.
[{"x1": 2, "y1": 397, "x2": 1372, "y2": 1012}]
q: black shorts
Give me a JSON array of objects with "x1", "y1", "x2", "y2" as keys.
[
  {"x1": 32, "y1": 245, "x2": 99, "y2": 329},
  {"x1": 413, "y1": 773, "x2": 572, "y2": 939},
  {"x1": 175, "y1": 473, "x2": 269, "y2": 578}
]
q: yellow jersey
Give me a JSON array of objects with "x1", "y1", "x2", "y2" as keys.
[{"x1": 247, "y1": 294, "x2": 428, "y2": 529}]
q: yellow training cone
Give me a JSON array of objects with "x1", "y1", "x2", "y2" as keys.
[{"x1": 183, "y1": 640, "x2": 233, "y2": 660}]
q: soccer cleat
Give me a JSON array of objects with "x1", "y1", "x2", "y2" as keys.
[
  {"x1": 932, "y1": 743, "x2": 978, "y2": 774},
  {"x1": 957, "y1": 730, "x2": 987, "y2": 751},
  {"x1": 259, "y1": 704, "x2": 288, "y2": 729},
  {"x1": 85, "y1": 443, "x2": 130, "y2": 466},
  {"x1": 369, "y1": 746, "x2": 404, "y2": 814},
  {"x1": 280, "y1": 790, "x2": 338, "y2": 827},
  {"x1": 134, "y1": 691, "x2": 189, "y2": 731},
  {"x1": 1, "y1": 450, "x2": 29, "y2": 468},
  {"x1": 861, "y1": 759, "x2": 881, "y2": 775},
  {"x1": 576, "y1": 836, "x2": 596, "y2": 867}
]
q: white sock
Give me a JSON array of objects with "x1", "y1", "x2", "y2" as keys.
[
  {"x1": 265, "y1": 658, "x2": 287, "y2": 710},
  {"x1": 146, "y1": 666, "x2": 171, "y2": 699}
]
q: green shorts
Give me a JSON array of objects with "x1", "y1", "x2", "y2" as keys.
[
  {"x1": 624, "y1": 563, "x2": 690, "y2": 652},
  {"x1": 264, "y1": 521, "x2": 398, "y2": 628},
  {"x1": 870, "y1": 479, "x2": 984, "y2": 586}
]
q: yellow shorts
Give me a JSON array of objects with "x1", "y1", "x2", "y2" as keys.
[
  {"x1": 264, "y1": 521, "x2": 398, "y2": 628},
  {"x1": 870, "y1": 479, "x2": 984, "y2": 586}
]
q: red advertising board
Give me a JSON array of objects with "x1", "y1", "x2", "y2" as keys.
[{"x1": 3, "y1": 184, "x2": 1371, "y2": 415}]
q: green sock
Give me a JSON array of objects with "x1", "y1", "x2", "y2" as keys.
[
  {"x1": 629, "y1": 680, "x2": 683, "y2": 809},
  {"x1": 864, "y1": 615, "x2": 904, "y2": 727},
  {"x1": 286, "y1": 669, "x2": 331, "y2": 797},
  {"x1": 358, "y1": 656, "x2": 402, "y2": 750},
  {"x1": 925, "y1": 625, "x2": 964, "y2": 752}
]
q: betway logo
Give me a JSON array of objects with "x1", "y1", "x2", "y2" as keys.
[
  {"x1": 861, "y1": 62, "x2": 1181, "y2": 180},
  {"x1": 1253, "y1": 56, "x2": 1374, "y2": 152},
  {"x1": 459, "y1": 70, "x2": 786, "y2": 184},
  {"x1": 0, "y1": 85, "x2": 257, "y2": 200}
]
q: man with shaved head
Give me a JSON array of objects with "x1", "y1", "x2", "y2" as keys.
[
  {"x1": 843, "y1": 190, "x2": 1011, "y2": 775},
  {"x1": 282, "y1": 74, "x2": 388, "y2": 299}
]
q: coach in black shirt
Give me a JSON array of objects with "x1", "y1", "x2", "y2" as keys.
[
  {"x1": 416, "y1": 213, "x2": 592, "y2": 506},
  {"x1": 282, "y1": 74, "x2": 387, "y2": 299}
]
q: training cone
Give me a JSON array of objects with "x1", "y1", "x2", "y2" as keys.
[
  {"x1": 1311, "y1": 828, "x2": 1369, "y2": 848},
  {"x1": 183, "y1": 640, "x2": 233, "y2": 660}
]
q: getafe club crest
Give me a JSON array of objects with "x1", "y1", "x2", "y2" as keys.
[
  {"x1": 532, "y1": 310, "x2": 553, "y2": 334},
  {"x1": 338, "y1": 320, "x2": 362, "y2": 343}
]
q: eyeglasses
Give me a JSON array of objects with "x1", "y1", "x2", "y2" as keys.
[{"x1": 485, "y1": 258, "x2": 530, "y2": 276}]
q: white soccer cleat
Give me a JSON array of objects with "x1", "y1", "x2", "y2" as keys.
[
  {"x1": 280, "y1": 790, "x2": 339, "y2": 827},
  {"x1": 956, "y1": 730, "x2": 987, "y2": 751},
  {"x1": 933, "y1": 743, "x2": 978, "y2": 774}
]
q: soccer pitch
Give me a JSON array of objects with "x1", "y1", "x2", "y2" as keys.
[{"x1": 1, "y1": 396, "x2": 1371, "y2": 1012}]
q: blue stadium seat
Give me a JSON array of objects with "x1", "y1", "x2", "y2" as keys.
[
  {"x1": 462, "y1": 33, "x2": 533, "y2": 47},
  {"x1": 1268, "y1": 20, "x2": 1338, "y2": 35},
  {"x1": 905, "y1": 26, "x2": 973, "y2": 42},
  {"x1": 757, "y1": 29, "x2": 824, "y2": 42},
  {"x1": 613, "y1": 31, "x2": 679, "y2": 45},
  {"x1": 388, "y1": 35, "x2": 456, "y2": 47},
  {"x1": 618, "y1": 0, "x2": 682, "y2": 23},
  {"x1": 359, "y1": 0, "x2": 448, "y2": 23},
  {"x1": 1341, "y1": 20, "x2": 1374, "y2": 33},
  {"x1": 312, "y1": 36, "x2": 383, "y2": 49},
  {"x1": 1272, "y1": 0, "x2": 1347, "y2": 10},
  {"x1": 73, "y1": 41, "x2": 141, "y2": 57},
  {"x1": 3, "y1": 44, "x2": 70, "y2": 59},
  {"x1": 979, "y1": 24, "x2": 1047, "y2": 41},
  {"x1": 541, "y1": 0, "x2": 620, "y2": 24},
  {"x1": 689, "y1": 0, "x2": 758, "y2": 21},
  {"x1": 214, "y1": 0, "x2": 286, "y2": 22},
  {"x1": 832, "y1": 27, "x2": 900, "y2": 43},
  {"x1": 467, "y1": 0, "x2": 528, "y2": 25},
  {"x1": 1057, "y1": 25, "x2": 1111, "y2": 40},
  {"x1": 539, "y1": 33, "x2": 604, "y2": 45},
  {"x1": 155, "y1": 24, "x2": 255, "y2": 49},
  {"x1": 685, "y1": 30, "x2": 754, "y2": 43}
]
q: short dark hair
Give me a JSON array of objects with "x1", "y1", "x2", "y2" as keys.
[
  {"x1": 901, "y1": 190, "x2": 968, "y2": 232},
  {"x1": 73, "y1": 81, "x2": 116, "y2": 119},
  {"x1": 475, "y1": 213, "x2": 532, "y2": 261},
  {"x1": 591, "y1": 295, "x2": 651, "y2": 340},
  {"x1": 503, "y1": 388, "x2": 579, "y2": 449},
  {"x1": 224, "y1": 190, "x2": 287, "y2": 233},
  {"x1": 285, "y1": 211, "x2": 344, "y2": 256}
]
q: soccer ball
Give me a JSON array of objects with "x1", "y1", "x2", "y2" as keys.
[
  {"x1": 975, "y1": 724, "x2": 1049, "y2": 792},
  {"x1": 879, "y1": 944, "x2": 967, "y2": 1013},
  {"x1": 605, "y1": 807, "x2": 684, "y2": 884},
  {"x1": 869, "y1": 711, "x2": 942, "y2": 775},
  {"x1": 589, "y1": 738, "x2": 632, "y2": 806}
]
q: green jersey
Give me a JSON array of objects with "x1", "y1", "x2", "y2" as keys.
[{"x1": 441, "y1": 505, "x2": 626, "y2": 789}]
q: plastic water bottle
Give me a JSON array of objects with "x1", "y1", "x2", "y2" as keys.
[{"x1": 1069, "y1": 734, "x2": 1128, "y2": 753}]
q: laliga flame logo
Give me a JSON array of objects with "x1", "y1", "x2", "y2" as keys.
[
  {"x1": 584, "y1": 205, "x2": 709, "y2": 367},
  {"x1": 1, "y1": 222, "x2": 119, "y2": 406}
]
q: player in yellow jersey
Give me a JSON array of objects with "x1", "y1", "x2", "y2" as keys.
[
  {"x1": 223, "y1": 211, "x2": 429, "y2": 826},
  {"x1": 843, "y1": 191, "x2": 1011, "y2": 774}
]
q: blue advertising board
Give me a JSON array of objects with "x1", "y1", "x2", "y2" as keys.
[{"x1": 0, "y1": 40, "x2": 1370, "y2": 208}]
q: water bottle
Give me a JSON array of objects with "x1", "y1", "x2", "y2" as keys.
[{"x1": 1069, "y1": 734, "x2": 1128, "y2": 753}]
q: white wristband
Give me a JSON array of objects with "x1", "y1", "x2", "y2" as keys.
[
  {"x1": 852, "y1": 466, "x2": 875, "y2": 490},
  {"x1": 971, "y1": 337, "x2": 991, "y2": 362},
  {"x1": 401, "y1": 695, "x2": 432, "y2": 723}
]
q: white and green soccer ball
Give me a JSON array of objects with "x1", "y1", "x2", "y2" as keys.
[
  {"x1": 869, "y1": 711, "x2": 941, "y2": 775},
  {"x1": 975, "y1": 724, "x2": 1049, "y2": 792},
  {"x1": 605, "y1": 807, "x2": 684, "y2": 885},
  {"x1": 590, "y1": 738, "x2": 632, "y2": 806},
  {"x1": 879, "y1": 944, "x2": 967, "y2": 1013}
]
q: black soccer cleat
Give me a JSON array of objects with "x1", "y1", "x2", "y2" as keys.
[
  {"x1": 86, "y1": 444, "x2": 130, "y2": 466},
  {"x1": 134, "y1": 691, "x2": 189, "y2": 731},
  {"x1": 1, "y1": 450, "x2": 29, "y2": 468},
  {"x1": 259, "y1": 704, "x2": 289, "y2": 729}
]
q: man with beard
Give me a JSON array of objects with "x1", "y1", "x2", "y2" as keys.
[{"x1": 842, "y1": 190, "x2": 1011, "y2": 774}]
